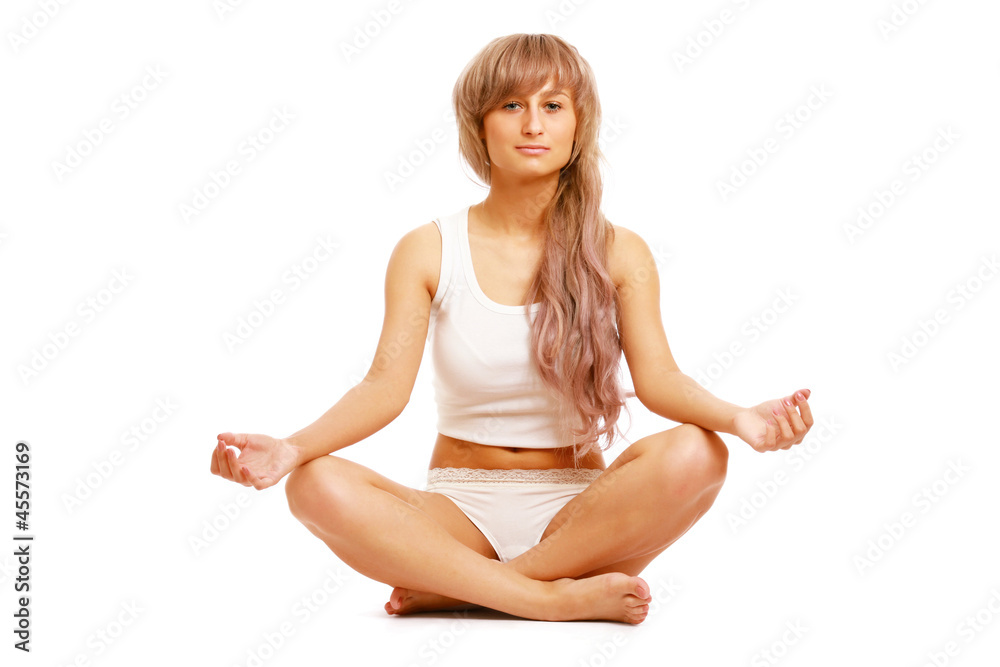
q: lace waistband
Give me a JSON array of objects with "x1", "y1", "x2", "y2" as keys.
[{"x1": 426, "y1": 467, "x2": 603, "y2": 486}]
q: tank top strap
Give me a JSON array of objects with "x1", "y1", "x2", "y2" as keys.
[{"x1": 431, "y1": 208, "x2": 459, "y2": 310}]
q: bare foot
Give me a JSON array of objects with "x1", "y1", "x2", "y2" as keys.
[
  {"x1": 384, "y1": 573, "x2": 651, "y2": 624},
  {"x1": 385, "y1": 586, "x2": 484, "y2": 615},
  {"x1": 547, "y1": 573, "x2": 651, "y2": 624}
]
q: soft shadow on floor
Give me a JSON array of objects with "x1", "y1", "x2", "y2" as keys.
[{"x1": 361, "y1": 607, "x2": 524, "y2": 622}]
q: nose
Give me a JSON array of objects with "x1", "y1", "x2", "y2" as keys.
[{"x1": 522, "y1": 105, "x2": 544, "y2": 135}]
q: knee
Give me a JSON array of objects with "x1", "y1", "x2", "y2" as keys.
[
  {"x1": 682, "y1": 424, "x2": 728, "y2": 484},
  {"x1": 657, "y1": 424, "x2": 729, "y2": 495},
  {"x1": 284, "y1": 456, "x2": 344, "y2": 525}
]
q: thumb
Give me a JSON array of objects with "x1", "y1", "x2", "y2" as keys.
[{"x1": 217, "y1": 432, "x2": 249, "y2": 451}]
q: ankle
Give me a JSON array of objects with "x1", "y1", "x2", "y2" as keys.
[{"x1": 536, "y1": 578, "x2": 570, "y2": 622}]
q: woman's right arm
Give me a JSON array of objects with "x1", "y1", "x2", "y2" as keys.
[
  {"x1": 211, "y1": 222, "x2": 440, "y2": 488},
  {"x1": 287, "y1": 222, "x2": 438, "y2": 464}
]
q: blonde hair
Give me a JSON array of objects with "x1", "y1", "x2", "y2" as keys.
[{"x1": 452, "y1": 33, "x2": 631, "y2": 465}]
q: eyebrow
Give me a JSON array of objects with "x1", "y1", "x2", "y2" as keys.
[{"x1": 512, "y1": 86, "x2": 569, "y2": 99}]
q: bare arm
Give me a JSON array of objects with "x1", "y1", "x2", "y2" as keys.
[
  {"x1": 611, "y1": 225, "x2": 744, "y2": 434},
  {"x1": 285, "y1": 222, "x2": 439, "y2": 466},
  {"x1": 612, "y1": 224, "x2": 812, "y2": 449},
  {"x1": 637, "y1": 372, "x2": 744, "y2": 435}
]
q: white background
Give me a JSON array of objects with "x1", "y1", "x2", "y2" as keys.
[{"x1": 2, "y1": 0, "x2": 999, "y2": 665}]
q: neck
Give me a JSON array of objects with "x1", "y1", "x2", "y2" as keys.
[{"x1": 478, "y1": 171, "x2": 560, "y2": 240}]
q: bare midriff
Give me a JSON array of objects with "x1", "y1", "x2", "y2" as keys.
[{"x1": 429, "y1": 433, "x2": 607, "y2": 471}]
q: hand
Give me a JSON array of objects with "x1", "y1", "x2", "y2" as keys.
[
  {"x1": 210, "y1": 432, "x2": 301, "y2": 490},
  {"x1": 732, "y1": 389, "x2": 813, "y2": 453}
]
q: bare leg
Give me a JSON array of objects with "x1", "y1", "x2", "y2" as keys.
[
  {"x1": 388, "y1": 424, "x2": 727, "y2": 614},
  {"x1": 285, "y1": 455, "x2": 652, "y2": 623},
  {"x1": 512, "y1": 424, "x2": 728, "y2": 579}
]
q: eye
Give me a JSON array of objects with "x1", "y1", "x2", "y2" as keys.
[{"x1": 501, "y1": 101, "x2": 563, "y2": 111}]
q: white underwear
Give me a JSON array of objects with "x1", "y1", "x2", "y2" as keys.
[{"x1": 424, "y1": 467, "x2": 603, "y2": 563}]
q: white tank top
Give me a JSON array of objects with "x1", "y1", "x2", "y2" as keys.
[{"x1": 428, "y1": 204, "x2": 587, "y2": 449}]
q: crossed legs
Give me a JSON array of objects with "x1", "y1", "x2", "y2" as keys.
[
  {"x1": 284, "y1": 423, "x2": 727, "y2": 623},
  {"x1": 513, "y1": 423, "x2": 729, "y2": 579}
]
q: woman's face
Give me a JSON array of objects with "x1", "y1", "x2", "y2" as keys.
[{"x1": 479, "y1": 78, "x2": 577, "y2": 180}]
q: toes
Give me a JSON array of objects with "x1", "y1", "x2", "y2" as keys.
[
  {"x1": 626, "y1": 604, "x2": 649, "y2": 624},
  {"x1": 391, "y1": 587, "x2": 407, "y2": 605},
  {"x1": 633, "y1": 577, "x2": 650, "y2": 600}
]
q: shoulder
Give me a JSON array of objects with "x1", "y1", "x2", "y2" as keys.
[
  {"x1": 389, "y1": 221, "x2": 442, "y2": 300},
  {"x1": 607, "y1": 223, "x2": 656, "y2": 290}
]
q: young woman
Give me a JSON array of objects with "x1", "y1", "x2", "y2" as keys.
[{"x1": 210, "y1": 33, "x2": 813, "y2": 625}]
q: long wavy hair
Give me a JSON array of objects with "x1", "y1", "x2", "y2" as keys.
[{"x1": 452, "y1": 33, "x2": 631, "y2": 465}]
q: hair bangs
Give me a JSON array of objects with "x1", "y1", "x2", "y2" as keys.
[{"x1": 479, "y1": 35, "x2": 586, "y2": 114}]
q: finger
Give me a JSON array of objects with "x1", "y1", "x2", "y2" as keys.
[
  {"x1": 763, "y1": 417, "x2": 777, "y2": 451},
  {"x1": 782, "y1": 395, "x2": 807, "y2": 436},
  {"x1": 218, "y1": 432, "x2": 250, "y2": 452},
  {"x1": 217, "y1": 440, "x2": 235, "y2": 480},
  {"x1": 771, "y1": 405, "x2": 793, "y2": 444},
  {"x1": 226, "y1": 447, "x2": 251, "y2": 486},
  {"x1": 241, "y1": 464, "x2": 258, "y2": 489},
  {"x1": 242, "y1": 465, "x2": 268, "y2": 491},
  {"x1": 794, "y1": 390, "x2": 814, "y2": 429},
  {"x1": 768, "y1": 417, "x2": 781, "y2": 451},
  {"x1": 210, "y1": 441, "x2": 222, "y2": 476}
]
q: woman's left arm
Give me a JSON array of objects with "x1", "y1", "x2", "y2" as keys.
[
  {"x1": 640, "y1": 373, "x2": 813, "y2": 452},
  {"x1": 638, "y1": 370, "x2": 744, "y2": 434},
  {"x1": 611, "y1": 225, "x2": 814, "y2": 453}
]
